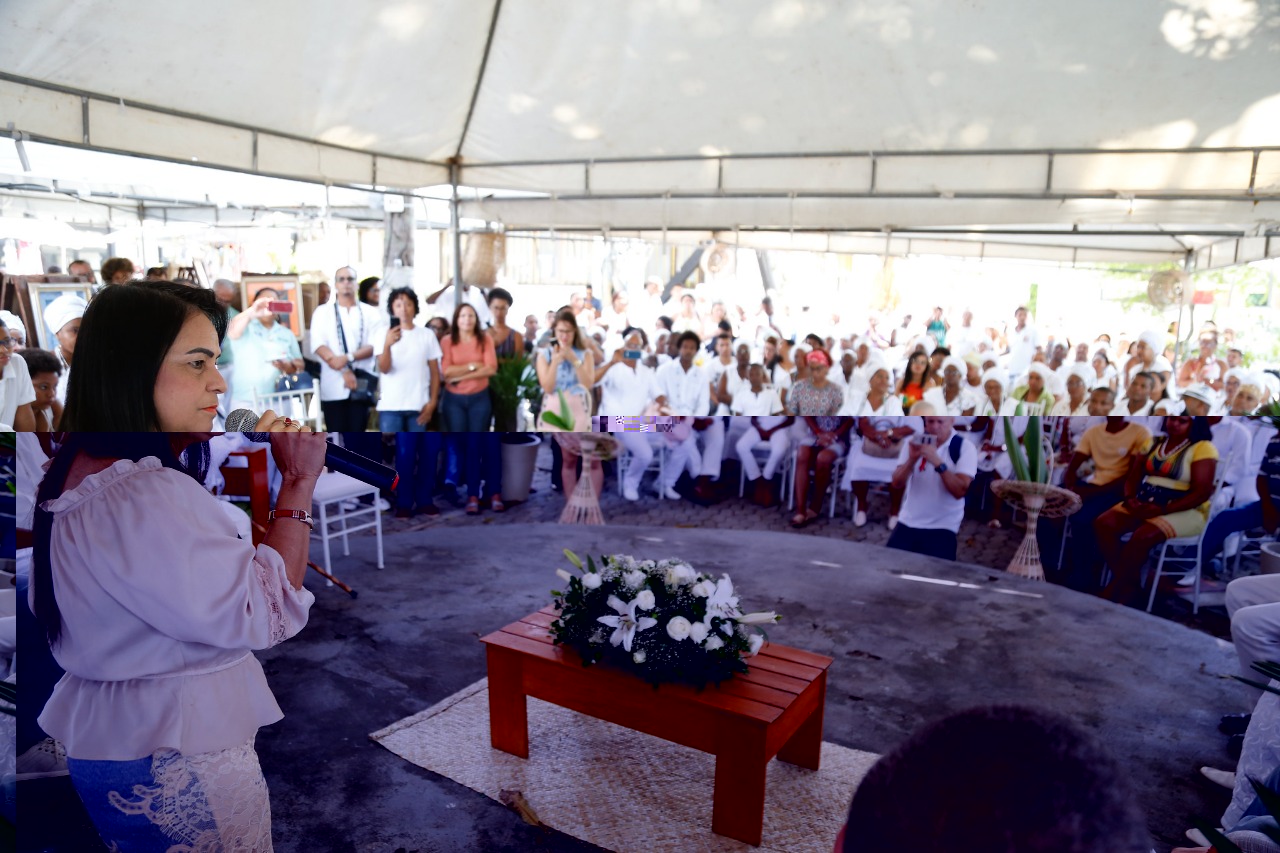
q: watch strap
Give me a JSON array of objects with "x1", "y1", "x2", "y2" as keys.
[{"x1": 269, "y1": 509, "x2": 314, "y2": 529}]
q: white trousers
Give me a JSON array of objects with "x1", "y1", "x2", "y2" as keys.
[
  {"x1": 1226, "y1": 573, "x2": 1280, "y2": 702},
  {"x1": 616, "y1": 432, "x2": 660, "y2": 492},
  {"x1": 663, "y1": 420, "x2": 725, "y2": 485},
  {"x1": 737, "y1": 427, "x2": 791, "y2": 481}
]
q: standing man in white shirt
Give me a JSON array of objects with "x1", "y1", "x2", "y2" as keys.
[
  {"x1": 886, "y1": 417, "x2": 978, "y2": 561},
  {"x1": 655, "y1": 331, "x2": 725, "y2": 500},
  {"x1": 309, "y1": 266, "x2": 386, "y2": 430},
  {"x1": 1005, "y1": 306, "x2": 1040, "y2": 376}
]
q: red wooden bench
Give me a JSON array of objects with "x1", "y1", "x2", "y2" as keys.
[{"x1": 480, "y1": 606, "x2": 834, "y2": 846}]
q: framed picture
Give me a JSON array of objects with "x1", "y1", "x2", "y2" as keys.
[
  {"x1": 242, "y1": 274, "x2": 303, "y2": 339},
  {"x1": 24, "y1": 278, "x2": 96, "y2": 350}
]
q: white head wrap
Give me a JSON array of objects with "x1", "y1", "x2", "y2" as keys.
[
  {"x1": 1138, "y1": 330, "x2": 1163, "y2": 352},
  {"x1": 44, "y1": 293, "x2": 87, "y2": 337},
  {"x1": 1068, "y1": 362, "x2": 1094, "y2": 385},
  {"x1": 981, "y1": 367, "x2": 1008, "y2": 394},
  {"x1": 940, "y1": 355, "x2": 966, "y2": 379},
  {"x1": 0, "y1": 310, "x2": 25, "y2": 336}
]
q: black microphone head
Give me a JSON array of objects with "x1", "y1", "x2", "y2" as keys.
[{"x1": 224, "y1": 408, "x2": 268, "y2": 441}]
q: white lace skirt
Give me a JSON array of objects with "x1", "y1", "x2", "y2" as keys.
[{"x1": 67, "y1": 737, "x2": 272, "y2": 852}]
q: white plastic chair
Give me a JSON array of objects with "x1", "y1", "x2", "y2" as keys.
[
  {"x1": 785, "y1": 449, "x2": 846, "y2": 518},
  {"x1": 310, "y1": 471, "x2": 384, "y2": 581},
  {"x1": 1143, "y1": 465, "x2": 1228, "y2": 615}
]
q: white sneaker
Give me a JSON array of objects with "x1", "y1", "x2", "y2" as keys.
[
  {"x1": 16, "y1": 738, "x2": 68, "y2": 780},
  {"x1": 1175, "y1": 571, "x2": 1199, "y2": 586},
  {"x1": 854, "y1": 511, "x2": 867, "y2": 528},
  {"x1": 1200, "y1": 766, "x2": 1236, "y2": 789},
  {"x1": 1185, "y1": 827, "x2": 1213, "y2": 847},
  {"x1": 340, "y1": 499, "x2": 360, "y2": 512},
  {"x1": 887, "y1": 515, "x2": 899, "y2": 531},
  {"x1": 623, "y1": 485, "x2": 640, "y2": 502},
  {"x1": 375, "y1": 497, "x2": 391, "y2": 512},
  {"x1": 658, "y1": 486, "x2": 682, "y2": 500}
]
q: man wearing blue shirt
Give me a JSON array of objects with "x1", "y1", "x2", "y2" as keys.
[{"x1": 225, "y1": 288, "x2": 304, "y2": 412}]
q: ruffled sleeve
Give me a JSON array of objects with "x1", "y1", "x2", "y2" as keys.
[{"x1": 46, "y1": 459, "x2": 313, "y2": 651}]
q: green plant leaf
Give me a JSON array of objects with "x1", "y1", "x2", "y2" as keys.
[
  {"x1": 563, "y1": 549, "x2": 583, "y2": 570},
  {"x1": 1004, "y1": 418, "x2": 1030, "y2": 482}
]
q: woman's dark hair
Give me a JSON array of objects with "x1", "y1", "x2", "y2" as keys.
[
  {"x1": 487, "y1": 287, "x2": 514, "y2": 307},
  {"x1": 61, "y1": 282, "x2": 227, "y2": 431},
  {"x1": 1093, "y1": 350, "x2": 1111, "y2": 366},
  {"x1": 844, "y1": 705, "x2": 1151, "y2": 853},
  {"x1": 33, "y1": 435, "x2": 211, "y2": 645},
  {"x1": 676, "y1": 330, "x2": 701, "y2": 351},
  {"x1": 621, "y1": 326, "x2": 648, "y2": 348},
  {"x1": 20, "y1": 348, "x2": 61, "y2": 377},
  {"x1": 656, "y1": 315, "x2": 673, "y2": 332},
  {"x1": 804, "y1": 333, "x2": 825, "y2": 350},
  {"x1": 386, "y1": 286, "x2": 419, "y2": 318},
  {"x1": 898, "y1": 350, "x2": 934, "y2": 392},
  {"x1": 548, "y1": 308, "x2": 587, "y2": 351},
  {"x1": 358, "y1": 276, "x2": 381, "y2": 305},
  {"x1": 1165, "y1": 416, "x2": 1214, "y2": 445}
]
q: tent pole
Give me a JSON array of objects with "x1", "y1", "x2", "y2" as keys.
[
  {"x1": 450, "y1": 160, "x2": 464, "y2": 317},
  {"x1": 1172, "y1": 251, "x2": 1193, "y2": 376}
]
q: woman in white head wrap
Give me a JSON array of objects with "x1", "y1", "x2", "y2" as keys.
[
  {"x1": 1050, "y1": 362, "x2": 1094, "y2": 417},
  {"x1": 1222, "y1": 367, "x2": 1248, "y2": 413},
  {"x1": 976, "y1": 368, "x2": 1008, "y2": 417},
  {"x1": 42, "y1": 292, "x2": 88, "y2": 405},
  {"x1": 1123, "y1": 329, "x2": 1163, "y2": 389},
  {"x1": 0, "y1": 310, "x2": 26, "y2": 350},
  {"x1": 840, "y1": 358, "x2": 914, "y2": 528},
  {"x1": 1007, "y1": 363, "x2": 1056, "y2": 416},
  {"x1": 922, "y1": 355, "x2": 977, "y2": 416}
]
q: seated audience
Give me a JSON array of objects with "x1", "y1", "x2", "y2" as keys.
[{"x1": 20, "y1": 348, "x2": 62, "y2": 431}]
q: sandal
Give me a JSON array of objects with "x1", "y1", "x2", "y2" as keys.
[
  {"x1": 490, "y1": 496, "x2": 506, "y2": 513},
  {"x1": 987, "y1": 519, "x2": 1002, "y2": 529},
  {"x1": 465, "y1": 496, "x2": 481, "y2": 515},
  {"x1": 790, "y1": 512, "x2": 808, "y2": 528}
]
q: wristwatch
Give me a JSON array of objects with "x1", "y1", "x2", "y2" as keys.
[
  {"x1": 469, "y1": 363, "x2": 477, "y2": 372},
  {"x1": 346, "y1": 352, "x2": 355, "y2": 365},
  {"x1": 934, "y1": 463, "x2": 949, "y2": 474}
]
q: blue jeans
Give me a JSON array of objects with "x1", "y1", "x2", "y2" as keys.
[
  {"x1": 451, "y1": 432, "x2": 503, "y2": 500},
  {"x1": 1201, "y1": 501, "x2": 1265, "y2": 575},
  {"x1": 16, "y1": 571, "x2": 64, "y2": 755},
  {"x1": 379, "y1": 410, "x2": 427, "y2": 432},
  {"x1": 394, "y1": 432, "x2": 442, "y2": 511},
  {"x1": 440, "y1": 388, "x2": 493, "y2": 432},
  {"x1": 886, "y1": 523, "x2": 958, "y2": 561}
]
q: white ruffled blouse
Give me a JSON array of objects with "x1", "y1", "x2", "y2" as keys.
[{"x1": 34, "y1": 456, "x2": 314, "y2": 761}]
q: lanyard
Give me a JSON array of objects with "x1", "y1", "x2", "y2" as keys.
[{"x1": 333, "y1": 302, "x2": 365, "y2": 356}]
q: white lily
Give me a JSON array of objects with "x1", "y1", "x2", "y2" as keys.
[
  {"x1": 597, "y1": 595, "x2": 658, "y2": 652},
  {"x1": 704, "y1": 575, "x2": 742, "y2": 635},
  {"x1": 737, "y1": 611, "x2": 778, "y2": 626},
  {"x1": 555, "y1": 569, "x2": 574, "y2": 584},
  {"x1": 748, "y1": 634, "x2": 765, "y2": 656}
]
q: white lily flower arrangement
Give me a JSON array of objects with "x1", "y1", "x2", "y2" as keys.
[{"x1": 549, "y1": 549, "x2": 780, "y2": 687}]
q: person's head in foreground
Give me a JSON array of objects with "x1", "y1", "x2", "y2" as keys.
[
  {"x1": 841, "y1": 705, "x2": 1151, "y2": 853},
  {"x1": 61, "y1": 281, "x2": 229, "y2": 431}
]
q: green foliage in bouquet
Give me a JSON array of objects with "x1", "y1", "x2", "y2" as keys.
[
  {"x1": 549, "y1": 549, "x2": 779, "y2": 688},
  {"x1": 1257, "y1": 400, "x2": 1280, "y2": 431},
  {"x1": 1003, "y1": 415, "x2": 1047, "y2": 484},
  {"x1": 540, "y1": 390, "x2": 575, "y2": 431}
]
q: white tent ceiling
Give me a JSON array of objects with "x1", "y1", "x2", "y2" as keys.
[{"x1": 1, "y1": 0, "x2": 1278, "y2": 266}]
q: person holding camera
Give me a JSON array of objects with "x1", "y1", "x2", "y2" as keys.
[
  {"x1": 887, "y1": 416, "x2": 978, "y2": 561},
  {"x1": 224, "y1": 287, "x2": 305, "y2": 412}
]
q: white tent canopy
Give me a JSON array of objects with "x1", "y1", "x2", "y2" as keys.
[{"x1": 2, "y1": 0, "x2": 1278, "y2": 265}]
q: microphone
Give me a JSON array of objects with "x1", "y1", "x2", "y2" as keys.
[{"x1": 224, "y1": 409, "x2": 399, "y2": 493}]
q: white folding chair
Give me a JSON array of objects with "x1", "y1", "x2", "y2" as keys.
[
  {"x1": 785, "y1": 448, "x2": 846, "y2": 518},
  {"x1": 1144, "y1": 466, "x2": 1228, "y2": 615},
  {"x1": 310, "y1": 472, "x2": 385, "y2": 581}
]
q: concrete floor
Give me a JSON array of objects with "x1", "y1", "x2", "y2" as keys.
[
  {"x1": 248, "y1": 523, "x2": 1245, "y2": 853},
  {"x1": 21, "y1": 522, "x2": 1249, "y2": 852}
]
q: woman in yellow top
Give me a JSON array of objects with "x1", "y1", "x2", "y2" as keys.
[{"x1": 1093, "y1": 416, "x2": 1218, "y2": 606}]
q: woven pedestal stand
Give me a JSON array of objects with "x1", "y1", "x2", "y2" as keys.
[
  {"x1": 555, "y1": 433, "x2": 619, "y2": 525},
  {"x1": 990, "y1": 481, "x2": 1082, "y2": 581}
]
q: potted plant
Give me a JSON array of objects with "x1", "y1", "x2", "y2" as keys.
[
  {"x1": 990, "y1": 417, "x2": 1081, "y2": 580},
  {"x1": 489, "y1": 353, "x2": 541, "y2": 432}
]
